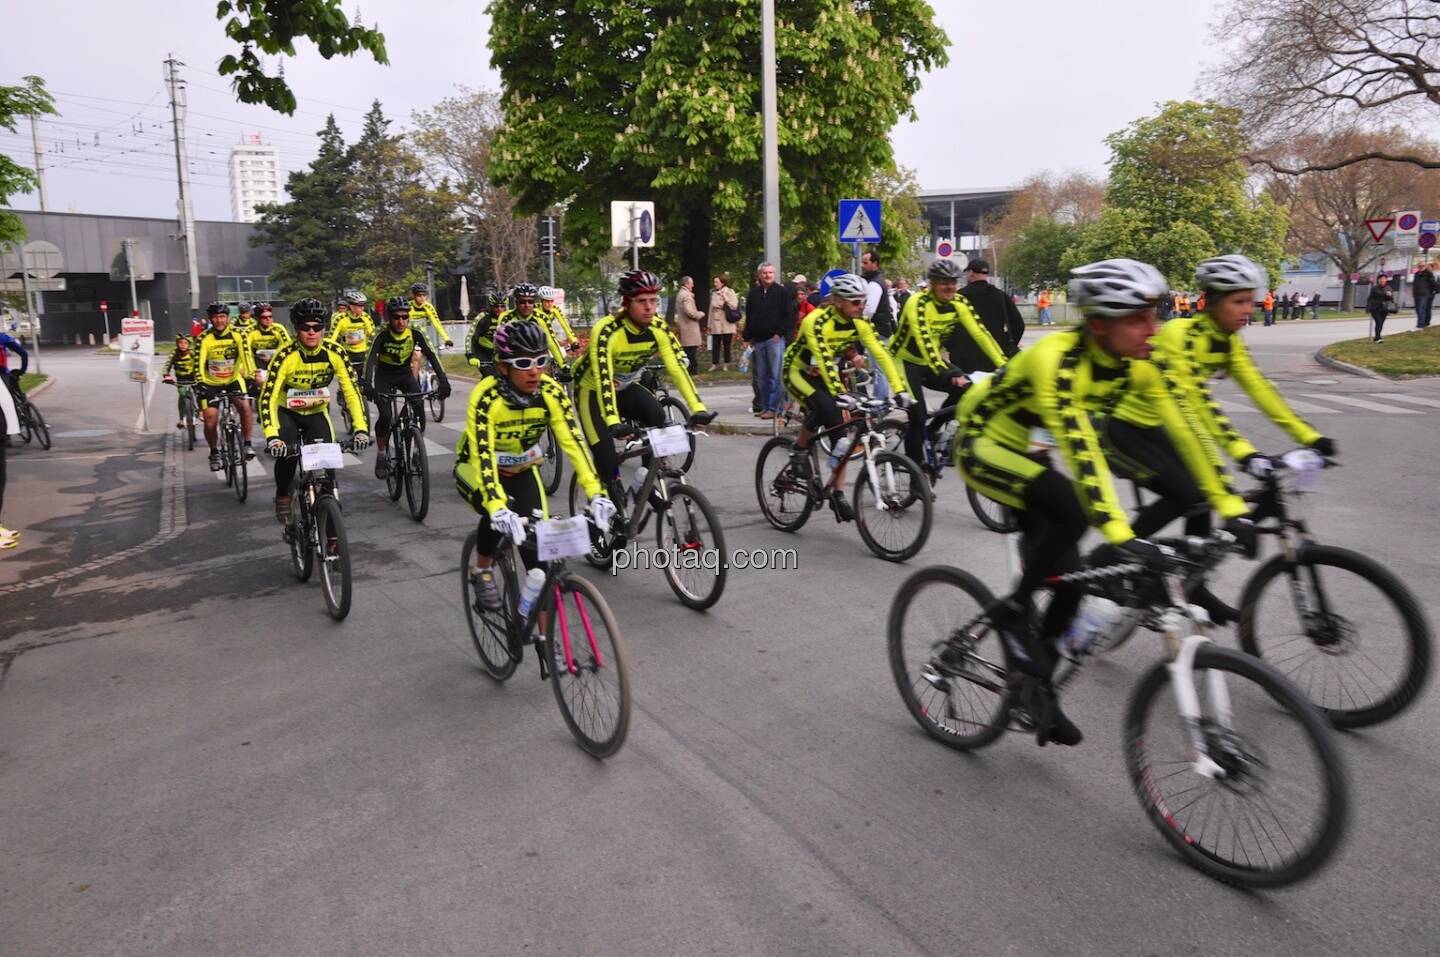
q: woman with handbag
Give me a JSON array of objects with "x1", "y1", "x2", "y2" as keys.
[
  {"x1": 1367, "y1": 274, "x2": 1396, "y2": 343},
  {"x1": 707, "y1": 274, "x2": 741, "y2": 369}
]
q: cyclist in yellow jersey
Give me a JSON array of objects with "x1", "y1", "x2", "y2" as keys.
[
  {"x1": 538, "y1": 285, "x2": 577, "y2": 349},
  {"x1": 161, "y1": 334, "x2": 199, "y2": 428},
  {"x1": 890, "y1": 257, "x2": 1006, "y2": 468},
  {"x1": 232, "y1": 302, "x2": 256, "y2": 340},
  {"x1": 327, "y1": 289, "x2": 375, "y2": 382},
  {"x1": 456, "y1": 320, "x2": 615, "y2": 609},
  {"x1": 1106, "y1": 255, "x2": 1335, "y2": 574},
  {"x1": 247, "y1": 303, "x2": 292, "y2": 404},
  {"x1": 408, "y1": 281, "x2": 453, "y2": 350},
  {"x1": 954, "y1": 259, "x2": 1254, "y2": 746},
  {"x1": 196, "y1": 301, "x2": 258, "y2": 471},
  {"x1": 262, "y1": 298, "x2": 371, "y2": 524},
  {"x1": 363, "y1": 296, "x2": 452, "y2": 480},
  {"x1": 465, "y1": 290, "x2": 515, "y2": 371},
  {"x1": 498, "y1": 283, "x2": 567, "y2": 367},
  {"x1": 782, "y1": 272, "x2": 912, "y2": 521},
  {"x1": 572, "y1": 270, "x2": 713, "y2": 487}
]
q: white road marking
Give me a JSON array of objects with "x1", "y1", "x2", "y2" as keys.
[
  {"x1": 1368, "y1": 393, "x2": 1440, "y2": 410},
  {"x1": 1301, "y1": 393, "x2": 1422, "y2": 414}
]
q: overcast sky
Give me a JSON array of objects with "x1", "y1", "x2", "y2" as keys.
[{"x1": 3, "y1": 0, "x2": 1221, "y2": 221}]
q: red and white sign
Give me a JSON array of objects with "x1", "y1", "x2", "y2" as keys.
[
  {"x1": 99, "y1": 300, "x2": 108, "y2": 312},
  {"x1": 936, "y1": 239, "x2": 955, "y2": 259},
  {"x1": 119, "y1": 316, "x2": 155, "y2": 381},
  {"x1": 1396, "y1": 211, "x2": 1421, "y2": 234},
  {"x1": 1365, "y1": 218, "x2": 1395, "y2": 243}
]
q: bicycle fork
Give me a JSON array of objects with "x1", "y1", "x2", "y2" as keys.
[{"x1": 552, "y1": 583, "x2": 604, "y2": 677}]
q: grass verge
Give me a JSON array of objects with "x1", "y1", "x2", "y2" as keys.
[
  {"x1": 18, "y1": 373, "x2": 48, "y2": 391},
  {"x1": 1321, "y1": 327, "x2": 1440, "y2": 376}
]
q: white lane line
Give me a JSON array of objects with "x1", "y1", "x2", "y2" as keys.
[
  {"x1": 1216, "y1": 396, "x2": 1338, "y2": 415},
  {"x1": 1301, "y1": 393, "x2": 1422, "y2": 414},
  {"x1": 1368, "y1": 393, "x2": 1440, "y2": 410},
  {"x1": 424, "y1": 436, "x2": 453, "y2": 459},
  {"x1": 1270, "y1": 396, "x2": 1343, "y2": 415},
  {"x1": 1214, "y1": 399, "x2": 1259, "y2": 414},
  {"x1": 214, "y1": 458, "x2": 269, "y2": 481}
]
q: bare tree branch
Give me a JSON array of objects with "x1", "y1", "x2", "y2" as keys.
[{"x1": 1246, "y1": 149, "x2": 1440, "y2": 173}]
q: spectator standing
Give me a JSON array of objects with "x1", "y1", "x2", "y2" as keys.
[
  {"x1": 894, "y1": 276, "x2": 913, "y2": 312},
  {"x1": 1367, "y1": 274, "x2": 1395, "y2": 342},
  {"x1": 794, "y1": 277, "x2": 816, "y2": 321},
  {"x1": 1311, "y1": 293, "x2": 1321, "y2": 320},
  {"x1": 952, "y1": 258, "x2": 1024, "y2": 371},
  {"x1": 744, "y1": 262, "x2": 797, "y2": 419},
  {"x1": 1281, "y1": 293, "x2": 1293, "y2": 321},
  {"x1": 1036, "y1": 287, "x2": 1053, "y2": 325},
  {"x1": 673, "y1": 276, "x2": 705, "y2": 372},
  {"x1": 860, "y1": 251, "x2": 897, "y2": 399},
  {"x1": 1263, "y1": 289, "x2": 1275, "y2": 326},
  {"x1": 1413, "y1": 262, "x2": 1436, "y2": 329},
  {"x1": 706, "y1": 275, "x2": 740, "y2": 369},
  {"x1": 1294, "y1": 292, "x2": 1308, "y2": 319}
]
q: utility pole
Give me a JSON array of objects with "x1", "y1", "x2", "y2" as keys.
[
  {"x1": 544, "y1": 215, "x2": 557, "y2": 288},
  {"x1": 760, "y1": 0, "x2": 781, "y2": 276},
  {"x1": 165, "y1": 55, "x2": 202, "y2": 314},
  {"x1": 29, "y1": 115, "x2": 48, "y2": 211},
  {"x1": 17, "y1": 250, "x2": 40, "y2": 374},
  {"x1": 122, "y1": 238, "x2": 139, "y2": 319}
]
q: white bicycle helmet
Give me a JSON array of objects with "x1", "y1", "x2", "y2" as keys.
[
  {"x1": 538, "y1": 285, "x2": 556, "y2": 300},
  {"x1": 1194, "y1": 254, "x2": 1268, "y2": 293},
  {"x1": 829, "y1": 273, "x2": 868, "y2": 302},
  {"x1": 1068, "y1": 259, "x2": 1167, "y2": 318}
]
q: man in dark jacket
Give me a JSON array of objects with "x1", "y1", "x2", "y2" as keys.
[
  {"x1": 951, "y1": 258, "x2": 1024, "y2": 372},
  {"x1": 1367, "y1": 274, "x2": 1395, "y2": 343},
  {"x1": 860, "y1": 251, "x2": 895, "y2": 338},
  {"x1": 744, "y1": 262, "x2": 797, "y2": 418},
  {"x1": 1413, "y1": 263, "x2": 1435, "y2": 329}
]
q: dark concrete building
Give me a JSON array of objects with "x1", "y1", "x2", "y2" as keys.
[{"x1": 7, "y1": 210, "x2": 277, "y2": 343}]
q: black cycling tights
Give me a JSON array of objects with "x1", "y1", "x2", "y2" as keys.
[
  {"x1": 585, "y1": 385, "x2": 664, "y2": 485},
  {"x1": 1010, "y1": 469, "x2": 1090, "y2": 673},
  {"x1": 902, "y1": 362, "x2": 967, "y2": 466},
  {"x1": 273, "y1": 409, "x2": 335, "y2": 496},
  {"x1": 1104, "y1": 419, "x2": 1211, "y2": 539},
  {"x1": 475, "y1": 469, "x2": 545, "y2": 570}
]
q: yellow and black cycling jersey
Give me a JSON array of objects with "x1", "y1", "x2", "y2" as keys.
[
  {"x1": 196, "y1": 327, "x2": 256, "y2": 387},
  {"x1": 454, "y1": 375, "x2": 601, "y2": 516},
  {"x1": 363, "y1": 325, "x2": 447, "y2": 381},
  {"x1": 782, "y1": 305, "x2": 907, "y2": 397},
  {"x1": 232, "y1": 314, "x2": 256, "y2": 340},
  {"x1": 889, "y1": 290, "x2": 1006, "y2": 375},
  {"x1": 540, "y1": 303, "x2": 575, "y2": 343},
  {"x1": 163, "y1": 348, "x2": 199, "y2": 382},
  {"x1": 1111, "y1": 312, "x2": 1321, "y2": 462},
  {"x1": 408, "y1": 297, "x2": 448, "y2": 344},
  {"x1": 956, "y1": 329, "x2": 1245, "y2": 545},
  {"x1": 259, "y1": 339, "x2": 369, "y2": 439},
  {"x1": 327, "y1": 309, "x2": 375, "y2": 357},
  {"x1": 248, "y1": 322, "x2": 293, "y2": 369},
  {"x1": 572, "y1": 312, "x2": 705, "y2": 427},
  {"x1": 502, "y1": 309, "x2": 567, "y2": 365}
]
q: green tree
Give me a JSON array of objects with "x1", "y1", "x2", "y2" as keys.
[
  {"x1": 1090, "y1": 101, "x2": 1288, "y2": 284},
  {"x1": 1002, "y1": 219, "x2": 1083, "y2": 293},
  {"x1": 251, "y1": 114, "x2": 361, "y2": 300},
  {"x1": 0, "y1": 76, "x2": 57, "y2": 244},
  {"x1": 215, "y1": 0, "x2": 388, "y2": 115},
  {"x1": 487, "y1": 0, "x2": 948, "y2": 308}
]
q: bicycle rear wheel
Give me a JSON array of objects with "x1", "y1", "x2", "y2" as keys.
[
  {"x1": 26, "y1": 402, "x2": 50, "y2": 450},
  {"x1": 316, "y1": 496, "x2": 352, "y2": 620},
  {"x1": 1127, "y1": 644, "x2": 1347, "y2": 888},
  {"x1": 967, "y1": 486, "x2": 1019, "y2": 534},
  {"x1": 548, "y1": 574, "x2": 631, "y2": 758},
  {"x1": 888, "y1": 565, "x2": 1013, "y2": 750},
  {"x1": 853, "y1": 451, "x2": 932, "y2": 562},
  {"x1": 655, "y1": 483, "x2": 727, "y2": 610},
  {"x1": 461, "y1": 532, "x2": 519, "y2": 680},
  {"x1": 1237, "y1": 544, "x2": 1431, "y2": 728},
  {"x1": 403, "y1": 425, "x2": 430, "y2": 521},
  {"x1": 540, "y1": 428, "x2": 563, "y2": 495},
  {"x1": 754, "y1": 435, "x2": 815, "y2": 532},
  {"x1": 659, "y1": 396, "x2": 696, "y2": 473}
]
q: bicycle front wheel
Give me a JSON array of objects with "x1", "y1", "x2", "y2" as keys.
[
  {"x1": 228, "y1": 428, "x2": 248, "y2": 502},
  {"x1": 889, "y1": 565, "x2": 1017, "y2": 750},
  {"x1": 429, "y1": 392, "x2": 445, "y2": 423},
  {"x1": 655, "y1": 483, "x2": 727, "y2": 610},
  {"x1": 316, "y1": 496, "x2": 352, "y2": 620},
  {"x1": 184, "y1": 401, "x2": 196, "y2": 452},
  {"x1": 403, "y1": 425, "x2": 430, "y2": 521},
  {"x1": 967, "y1": 485, "x2": 1018, "y2": 534},
  {"x1": 754, "y1": 435, "x2": 814, "y2": 532},
  {"x1": 548, "y1": 574, "x2": 631, "y2": 758},
  {"x1": 384, "y1": 429, "x2": 404, "y2": 501},
  {"x1": 288, "y1": 495, "x2": 313, "y2": 582},
  {"x1": 1238, "y1": 544, "x2": 1431, "y2": 728},
  {"x1": 26, "y1": 402, "x2": 50, "y2": 450},
  {"x1": 1126, "y1": 645, "x2": 1347, "y2": 888},
  {"x1": 853, "y1": 451, "x2": 932, "y2": 562},
  {"x1": 461, "y1": 532, "x2": 518, "y2": 680}
]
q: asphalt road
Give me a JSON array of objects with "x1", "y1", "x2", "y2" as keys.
[{"x1": 2, "y1": 319, "x2": 1438, "y2": 956}]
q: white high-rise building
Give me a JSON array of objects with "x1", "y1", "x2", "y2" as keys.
[{"x1": 229, "y1": 135, "x2": 281, "y2": 223}]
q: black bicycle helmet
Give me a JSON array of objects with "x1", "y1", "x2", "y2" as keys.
[
  {"x1": 385, "y1": 295, "x2": 411, "y2": 315},
  {"x1": 206, "y1": 302, "x2": 229, "y2": 316},
  {"x1": 290, "y1": 298, "x2": 328, "y2": 324},
  {"x1": 512, "y1": 282, "x2": 539, "y2": 299},
  {"x1": 618, "y1": 270, "x2": 662, "y2": 300},
  {"x1": 409, "y1": 281, "x2": 428, "y2": 294},
  {"x1": 487, "y1": 290, "x2": 507, "y2": 308},
  {"x1": 927, "y1": 258, "x2": 963, "y2": 282},
  {"x1": 494, "y1": 319, "x2": 548, "y2": 359}
]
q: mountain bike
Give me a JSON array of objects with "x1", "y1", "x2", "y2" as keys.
[
  {"x1": 376, "y1": 389, "x2": 431, "y2": 522},
  {"x1": 12, "y1": 388, "x2": 51, "y2": 451},
  {"x1": 888, "y1": 532, "x2": 1348, "y2": 889},
  {"x1": 209, "y1": 388, "x2": 248, "y2": 503},
  {"x1": 756, "y1": 392, "x2": 932, "y2": 562},
  {"x1": 461, "y1": 511, "x2": 631, "y2": 757},
  {"x1": 568, "y1": 417, "x2": 727, "y2": 610},
  {"x1": 282, "y1": 439, "x2": 355, "y2": 620},
  {"x1": 419, "y1": 363, "x2": 445, "y2": 424}
]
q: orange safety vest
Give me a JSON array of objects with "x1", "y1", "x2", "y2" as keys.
[{"x1": 1037, "y1": 290, "x2": 1051, "y2": 308}]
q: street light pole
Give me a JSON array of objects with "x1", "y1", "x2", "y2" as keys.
[
  {"x1": 761, "y1": 0, "x2": 781, "y2": 276},
  {"x1": 122, "y1": 238, "x2": 139, "y2": 322}
]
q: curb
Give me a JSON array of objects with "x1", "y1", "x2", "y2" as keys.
[
  {"x1": 25, "y1": 376, "x2": 56, "y2": 399},
  {"x1": 1313, "y1": 348, "x2": 1382, "y2": 380}
]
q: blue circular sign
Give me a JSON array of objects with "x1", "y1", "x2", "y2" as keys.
[
  {"x1": 1399, "y1": 212, "x2": 1420, "y2": 231},
  {"x1": 817, "y1": 268, "x2": 848, "y2": 297},
  {"x1": 639, "y1": 210, "x2": 654, "y2": 244}
]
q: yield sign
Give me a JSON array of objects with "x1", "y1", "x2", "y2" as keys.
[{"x1": 1365, "y1": 218, "x2": 1395, "y2": 243}]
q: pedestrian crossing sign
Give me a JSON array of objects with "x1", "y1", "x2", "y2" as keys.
[{"x1": 838, "y1": 199, "x2": 883, "y2": 244}]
